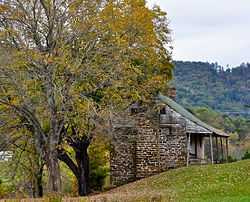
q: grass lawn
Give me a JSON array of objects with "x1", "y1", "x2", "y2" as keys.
[
  {"x1": 89, "y1": 160, "x2": 250, "y2": 201},
  {"x1": 1, "y1": 160, "x2": 250, "y2": 201}
]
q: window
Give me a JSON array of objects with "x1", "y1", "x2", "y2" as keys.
[
  {"x1": 160, "y1": 107, "x2": 166, "y2": 114},
  {"x1": 130, "y1": 102, "x2": 140, "y2": 114}
]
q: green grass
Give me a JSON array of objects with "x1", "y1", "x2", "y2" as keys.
[
  {"x1": 2, "y1": 161, "x2": 250, "y2": 201},
  {"x1": 91, "y1": 160, "x2": 250, "y2": 202}
]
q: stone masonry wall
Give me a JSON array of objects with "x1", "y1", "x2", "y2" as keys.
[
  {"x1": 135, "y1": 113, "x2": 160, "y2": 179},
  {"x1": 159, "y1": 125, "x2": 187, "y2": 170},
  {"x1": 159, "y1": 105, "x2": 187, "y2": 170},
  {"x1": 110, "y1": 104, "x2": 188, "y2": 186},
  {"x1": 110, "y1": 127, "x2": 136, "y2": 186}
]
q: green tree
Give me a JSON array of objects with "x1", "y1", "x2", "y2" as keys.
[
  {"x1": 0, "y1": 121, "x2": 44, "y2": 197},
  {"x1": 0, "y1": 0, "x2": 172, "y2": 195}
]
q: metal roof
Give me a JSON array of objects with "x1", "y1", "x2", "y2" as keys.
[{"x1": 158, "y1": 94, "x2": 229, "y2": 137}]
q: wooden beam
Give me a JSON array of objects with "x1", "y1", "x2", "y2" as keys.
[
  {"x1": 195, "y1": 134, "x2": 198, "y2": 158},
  {"x1": 216, "y1": 136, "x2": 219, "y2": 164},
  {"x1": 220, "y1": 137, "x2": 224, "y2": 162},
  {"x1": 200, "y1": 136, "x2": 205, "y2": 159},
  {"x1": 187, "y1": 133, "x2": 191, "y2": 167},
  {"x1": 210, "y1": 134, "x2": 214, "y2": 164},
  {"x1": 226, "y1": 138, "x2": 229, "y2": 162}
]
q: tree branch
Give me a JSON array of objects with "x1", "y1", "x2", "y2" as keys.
[
  {"x1": 57, "y1": 149, "x2": 79, "y2": 178},
  {"x1": 0, "y1": 99, "x2": 47, "y2": 149}
]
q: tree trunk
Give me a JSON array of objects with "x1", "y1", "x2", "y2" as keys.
[
  {"x1": 76, "y1": 146, "x2": 90, "y2": 196},
  {"x1": 47, "y1": 149, "x2": 61, "y2": 193},
  {"x1": 58, "y1": 142, "x2": 90, "y2": 196},
  {"x1": 32, "y1": 163, "x2": 44, "y2": 198},
  {"x1": 37, "y1": 165, "x2": 44, "y2": 197},
  {"x1": 45, "y1": 66, "x2": 61, "y2": 193}
]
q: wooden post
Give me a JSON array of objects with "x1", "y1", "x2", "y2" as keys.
[
  {"x1": 200, "y1": 136, "x2": 205, "y2": 159},
  {"x1": 195, "y1": 135, "x2": 198, "y2": 158},
  {"x1": 220, "y1": 137, "x2": 224, "y2": 162},
  {"x1": 226, "y1": 138, "x2": 229, "y2": 162},
  {"x1": 216, "y1": 136, "x2": 219, "y2": 164},
  {"x1": 187, "y1": 133, "x2": 191, "y2": 166},
  {"x1": 210, "y1": 134, "x2": 214, "y2": 164}
]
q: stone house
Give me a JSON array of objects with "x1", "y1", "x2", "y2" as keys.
[{"x1": 110, "y1": 91, "x2": 229, "y2": 186}]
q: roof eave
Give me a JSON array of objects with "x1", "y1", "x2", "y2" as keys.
[{"x1": 158, "y1": 93, "x2": 230, "y2": 138}]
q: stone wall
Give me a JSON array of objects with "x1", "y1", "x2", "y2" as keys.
[
  {"x1": 135, "y1": 112, "x2": 160, "y2": 179},
  {"x1": 110, "y1": 104, "x2": 188, "y2": 186},
  {"x1": 110, "y1": 127, "x2": 137, "y2": 186},
  {"x1": 159, "y1": 125, "x2": 187, "y2": 170}
]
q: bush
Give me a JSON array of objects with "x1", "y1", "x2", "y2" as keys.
[
  {"x1": 0, "y1": 178, "x2": 11, "y2": 198},
  {"x1": 228, "y1": 155, "x2": 237, "y2": 163},
  {"x1": 90, "y1": 167, "x2": 109, "y2": 191},
  {"x1": 89, "y1": 136, "x2": 109, "y2": 191},
  {"x1": 242, "y1": 150, "x2": 250, "y2": 160}
]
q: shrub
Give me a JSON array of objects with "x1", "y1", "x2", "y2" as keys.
[
  {"x1": 90, "y1": 167, "x2": 109, "y2": 191},
  {"x1": 0, "y1": 178, "x2": 11, "y2": 198},
  {"x1": 89, "y1": 136, "x2": 109, "y2": 191},
  {"x1": 228, "y1": 155, "x2": 237, "y2": 163},
  {"x1": 242, "y1": 150, "x2": 250, "y2": 160}
]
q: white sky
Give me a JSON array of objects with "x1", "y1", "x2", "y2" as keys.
[{"x1": 147, "y1": 0, "x2": 250, "y2": 67}]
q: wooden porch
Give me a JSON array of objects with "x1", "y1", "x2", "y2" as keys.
[{"x1": 186, "y1": 133, "x2": 229, "y2": 166}]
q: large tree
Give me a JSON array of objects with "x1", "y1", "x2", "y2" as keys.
[
  {"x1": 0, "y1": 0, "x2": 173, "y2": 195},
  {"x1": 0, "y1": 103, "x2": 44, "y2": 197}
]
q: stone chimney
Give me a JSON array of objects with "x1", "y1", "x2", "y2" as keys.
[{"x1": 167, "y1": 87, "x2": 176, "y2": 100}]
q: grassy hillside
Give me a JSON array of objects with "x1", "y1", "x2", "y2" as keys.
[{"x1": 90, "y1": 160, "x2": 250, "y2": 202}]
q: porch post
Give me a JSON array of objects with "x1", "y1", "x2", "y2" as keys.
[
  {"x1": 220, "y1": 137, "x2": 224, "y2": 162},
  {"x1": 209, "y1": 134, "x2": 214, "y2": 164},
  {"x1": 216, "y1": 136, "x2": 219, "y2": 164},
  {"x1": 226, "y1": 137, "x2": 229, "y2": 162},
  {"x1": 200, "y1": 136, "x2": 205, "y2": 159},
  {"x1": 187, "y1": 133, "x2": 191, "y2": 166}
]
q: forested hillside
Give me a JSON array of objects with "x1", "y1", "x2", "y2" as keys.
[
  {"x1": 173, "y1": 61, "x2": 250, "y2": 158},
  {"x1": 174, "y1": 61, "x2": 250, "y2": 116}
]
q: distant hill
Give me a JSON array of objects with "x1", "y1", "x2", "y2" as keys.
[{"x1": 174, "y1": 61, "x2": 250, "y2": 117}]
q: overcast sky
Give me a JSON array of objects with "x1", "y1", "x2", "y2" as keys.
[{"x1": 147, "y1": 0, "x2": 250, "y2": 67}]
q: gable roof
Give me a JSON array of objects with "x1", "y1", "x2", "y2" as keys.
[{"x1": 158, "y1": 94, "x2": 229, "y2": 137}]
